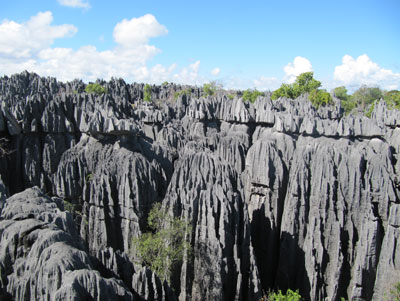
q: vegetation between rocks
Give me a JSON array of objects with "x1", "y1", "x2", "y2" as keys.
[
  {"x1": 85, "y1": 83, "x2": 107, "y2": 95},
  {"x1": 131, "y1": 203, "x2": 192, "y2": 284},
  {"x1": 260, "y1": 288, "x2": 302, "y2": 301}
]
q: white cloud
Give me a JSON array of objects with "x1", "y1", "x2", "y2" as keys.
[
  {"x1": 253, "y1": 76, "x2": 280, "y2": 91},
  {"x1": 0, "y1": 12, "x2": 200, "y2": 84},
  {"x1": 211, "y1": 67, "x2": 220, "y2": 76},
  {"x1": 113, "y1": 14, "x2": 167, "y2": 47},
  {"x1": 284, "y1": 56, "x2": 313, "y2": 83},
  {"x1": 0, "y1": 11, "x2": 77, "y2": 59},
  {"x1": 58, "y1": 0, "x2": 90, "y2": 9},
  {"x1": 172, "y1": 61, "x2": 202, "y2": 85},
  {"x1": 334, "y1": 54, "x2": 400, "y2": 90}
]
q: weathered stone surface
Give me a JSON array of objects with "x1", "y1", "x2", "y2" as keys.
[
  {"x1": 132, "y1": 267, "x2": 176, "y2": 301},
  {"x1": 163, "y1": 151, "x2": 261, "y2": 300},
  {"x1": 54, "y1": 135, "x2": 168, "y2": 254},
  {"x1": 0, "y1": 71, "x2": 399, "y2": 300},
  {"x1": 0, "y1": 187, "x2": 134, "y2": 300}
]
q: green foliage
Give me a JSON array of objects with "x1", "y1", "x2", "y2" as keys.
[
  {"x1": 341, "y1": 98, "x2": 357, "y2": 114},
  {"x1": 143, "y1": 84, "x2": 152, "y2": 102},
  {"x1": 174, "y1": 88, "x2": 192, "y2": 100},
  {"x1": 333, "y1": 86, "x2": 349, "y2": 101},
  {"x1": 203, "y1": 82, "x2": 217, "y2": 96},
  {"x1": 227, "y1": 94, "x2": 234, "y2": 100},
  {"x1": 63, "y1": 200, "x2": 82, "y2": 216},
  {"x1": 242, "y1": 89, "x2": 264, "y2": 103},
  {"x1": 261, "y1": 289, "x2": 302, "y2": 301},
  {"x1": 350, "y1": 85, "x2": 383, "y2": 110},
  {"x1": 365, "y1": 102, "x2": 376, "y2": 118},
  {"x1": 293, "y1": 72, "x2": 321, "y2": 94},
  {"x1": 85, "y1": 173, "x2": 93, "y2": 182},
  {"x1": 85, "y1": 83, "x2": 107, "y2": 95},
  {"x1": 132, "y1": 203, "x2": 192, "y2": 284},
  {"x1": 309, "y1": 89, "x2": 333, "y2": 108},
  {"x1": 203, "y1": 81, "x2": 223, "y2": 97},
  {"x1": 389, "y1": 282, "x2": 400, "y2": 301},
  {"x1": 162, "y1": 81, "x2": 169, "y2": 86},
  {"x1": 271, "y1": 83, "x2": 296, "y2": 100},
  {"x1": 271, "y1": 72, "x2": 321, "y2": 100},
  {"x1": 384, "y1": 90, "x2": 400, "y2": 110}
]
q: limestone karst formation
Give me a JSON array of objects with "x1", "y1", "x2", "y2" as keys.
[{"x1": 0, "y1": 71, "x2": 399, "y2": 300}]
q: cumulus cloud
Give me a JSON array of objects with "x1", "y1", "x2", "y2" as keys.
[
  {"x1": 0, "y1": 11, "x2": 77, "y2": 59},
  {"x1": 211, "y1": 67, "x2": 220, "y2": 76},
  {"x1": 334, "y1": 54, "x2": 400, "y2": 90},
  {"x1": 113, "y1": 14, "x2": 168, "y2": 47},
  {"x1": 0, "y1": 12, "x2": 207, "y2": 84},
  {"x1": 284, "y1": 56, "x2": 313, "y2": 83},
  {"x1": 58, "y1": 0, "x2": 90, "y2": 9}
]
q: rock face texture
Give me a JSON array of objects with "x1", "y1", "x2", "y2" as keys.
[{"x1": 0, "y1": 71, "x2": 399, "y2": 300}]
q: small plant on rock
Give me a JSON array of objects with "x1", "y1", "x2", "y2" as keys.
[
  {"x1": 260, "y1": 288, "x2": 302, "y2": 301},
  {"x1": 143, "y1": 84, "x2": 152, "y2": 102},
  {"x1": 85, "y1": 83, "x2": 107, "y2": 95}
]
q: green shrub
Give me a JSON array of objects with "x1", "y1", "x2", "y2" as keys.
[
  {"x1": 227, "y1": 94, "x2": 234, "y2": 100},
  {"x1": 333, "y1": 86, "x2": 349, "y2": 101},
  {"x1": 384, "y1": 90, "x2": 400, "y2": 110},
  {"x1": 261, "y1": 288, "x2": 302, "y2": 301},
  {"x1": 63, "y1": 200, "x2": 82, "y2": 216},
  {"x1": 132, "y1": 203, "x2": 192, "y2": 284},
  {"x1": 174, "y1": 88, "x2": 192, "y2": 100},
  {"x1": 271, "y1": 72, "x2": 321, "y2": 100},
  {"x1": 350, "y1": 85, "x2": 383, "y2": 110},
  {"x1": 242, "y1": 89, "x2": 263, "y2": 103},
  {"x1": 309, "y1": 89, "x2": 333, "y2": 108},
  {"x1": 203, "y1": 82, "x2": 217, "y2": 96},
  {"x1": 143, "y1": 84, "x2": 152, "y2": 102},
  {"x1": 162, "y1": 81, "x2": 169, "y2": 86},
  {"x1": 365, "y1": 102, "x2": 376, "y2": 118},
  {"x1": 341, "y1": 98, "x2": 357, "y2": 114},
  {"x1": 85, "y1": 83, "x2": 107, "y2": 95},
  {"x1": 271, "y1": 83, "x2": 297, "y2": 100},
  {"x1": 389, "y1": 282, "x2": 400, "y2": 301}
]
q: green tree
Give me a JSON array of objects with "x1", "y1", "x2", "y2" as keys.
[
  {"x1": 309, "y1": 89, "x2": 333, "y2": 108},
  {"x1": 271, "y1": 83, "x2": 296, "y2": 100},
  {"x1": 203, "y1": 81, "x2": 223, "y2": 97},
  {"x1": 271, "y1": 72, "x2": 321, "y2": 100},
  {"x1": 203, "y1": 82, "x2": 216, "y2": 96},
  {"x1": 384, "y1": 90, "x2": 400, "y2": 109},
  {"x1": 143, "y1": 84, "x2": 152, "y2": 102},
  {"x1": 333, "y1": 86, "x2": 349, "y2": 101},
  {"x1": 292, "y1": 71, "x2": 321, "y2": 95},
  {"x1": 350, "y1": 85, "x2": 383, "y2": 110},
  {"x1": 85, "y1": 83, "x2": 107, "y2": 95},
  {"x1": 242, "y1": 89, "x2": 264, "y2": 103},
  {"x1": 132, "y1": 203, "x2": 192, "y2": 284}
]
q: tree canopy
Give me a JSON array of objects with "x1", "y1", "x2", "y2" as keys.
[
  {"x1": 271, "y1": 72, "x2": 331, "y2": 108},
  {"x1": 242, "y1": 89, "x2": 264, "y2": 103},
  {"x1": 271, "y1": 72, "x2": 322, "y2": 100}
]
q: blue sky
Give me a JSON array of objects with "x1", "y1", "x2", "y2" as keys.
[{"x1": 1, "y1": 0, "x2": 399, "y2": 91}]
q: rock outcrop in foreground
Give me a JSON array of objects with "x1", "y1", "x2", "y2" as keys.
[{"x1": 0, "y1": 71, "x2": 399, "y2": 300}]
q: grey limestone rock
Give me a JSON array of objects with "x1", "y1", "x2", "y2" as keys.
[
  {"x1": 0, "y1": 187, "x2": 134, "y2": 300},
  {"x1": 1, "y1": 71, "x2": 400, "y2": 300},
  {"x1": 163, "y1": 151, "x2": 261, "y2": 300}
]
